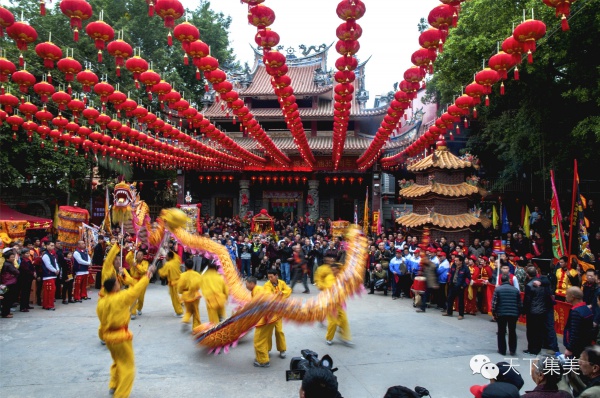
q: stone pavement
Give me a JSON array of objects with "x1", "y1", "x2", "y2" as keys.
[{"x1": 0, "y1": 282, "x2": 544, "y2": 398}]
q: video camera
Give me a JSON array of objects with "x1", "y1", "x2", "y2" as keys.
[{"x1": 286, "y1": 349, "x2": 337, "y2": 381}]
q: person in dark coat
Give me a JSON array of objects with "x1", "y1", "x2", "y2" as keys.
[
  {"x1": 18, "y1": 248, "x2": 35, "y2": 312},
  {"x1": 443, "y1": 255, "x2": 471, "y2": 319},
  {"x1": 564, "y1": 287, "x2": 594, "y2": 358},
  {"x1": 523, "y1": 266, "x2": 555, "y2": 355},
  {"x1": 1, "y1": 251, "x2": 19, "y2": 318},
  {"x1": 521, "y1": 354, "x2": 572, "y2": 397},
  {"x1": 54, "y1": 241, "x2": 66, "y2": 300},
  {"x1": 492, "y1": 274, "x2": 523, "y2": 355}
]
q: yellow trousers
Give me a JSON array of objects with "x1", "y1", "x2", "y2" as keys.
[
  {"x1": 169, "y1": 285, "x2": 183, "y2": 315},
  {"x1": 326, "y1": 307, "x2": 351, "y2": 342},
  {"x1": 182, "y1": 299, "x2": 201, "y2": 328},
  {"x1": 254, "y1": 323, "x2": 275, "y2": 364},
  {"x1": 107, "y1": 340, "x2": 135, "y2": 398},
  {"x1": 267, "y1": 318, "x2": 286, "y2": 352},
  {"x1": 206, "y1": 305, "x2": 226, "y2": 324},
  {"x1": 130, "y1": 286, "x2": 147, "y2": 316}
]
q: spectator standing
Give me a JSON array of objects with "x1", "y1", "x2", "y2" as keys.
[
  {"x1": 563, "y1": 287, "x2": 594, "y2": 358},
  {"x1": 523, "y1": 266, "x2": 555, "y2": 355},
  {"x1": 1, "y1": 250, "x2": 19, "y2": 318},
  {"x1": 435, "y1": 252, "x2": 450, "y2": 310},
  {"x1": 492, "y1": 274, "x2": 522, "y2": 355},
  {"x1": 17, "y1": 248, "x2": 35, "y2": 312},
  {"x1": 443, "y1": 255, "x2": 470, "y2": 320}
]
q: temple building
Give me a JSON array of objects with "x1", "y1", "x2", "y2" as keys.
[
  {"x1": 395, "y1": 137, "x2": 489, "y2": 241},
  {"x1": 175, "y1": 44, "x2": 437, "y2": 223}
]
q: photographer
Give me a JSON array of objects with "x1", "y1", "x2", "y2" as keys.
[
  {"x1": 368, "y1": 263, "x2": 388, "y2": 295},
  {"x1": 299, "y1": 367, "x2": 342, "y2": 398}
]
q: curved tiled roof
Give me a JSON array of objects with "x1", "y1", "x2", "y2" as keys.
[
  {"x1": 240, "y1": 64, "x2": 331, "y2": 96},
  {"x1": 408, "y1": 148, "x2": 473, "y2": 172},
  {"x1": 400, "y1": 182, "x2": 480, "y2": 198},
  {"x1": 396, "y1": 212, "x2": 491, "y2": 229}
]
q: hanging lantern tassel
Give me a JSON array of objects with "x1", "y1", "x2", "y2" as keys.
[
  {"x1": 40, "y1": 0, "x2": 46, "y2": 16},
  {"x1": 514, "y1": 66, "x2": 519, "y2": 81},
  {"x1": 167, "y1": 32, "x2": 173, "y2": 46},
  {"x1": 561, "y1": 14, "x2": 569, "y2": 31},
  {"x1": 19, "y1": 53, "x2": 24, "y2": 67},
  {"x1": 485, "y1": 95, "x2": 490, "y2": 107},
  {"x1": 500, "y1": 81, "x2": 505, "y2": 95},
  {"x1": 135, "y1": 79, "x2": 140, "y2": 89},
  {"x1": 527, "y1": 50, "x2": 533, "y2": 64},
  {"x1": 456, "y1": 125, "x2": 461, "y2": 135},
  {"x1": 452, "y1": 12, "x2": 458, "y2": 27},
  {"x1": 67, "y1": 84, "x2": 72, "y2": 95},
  {"x1": 232, "y1": 116, "x2": 236, "y2": 125},
  {"x1": 449, "y1": 132, "x2": 454, "y2": 141},
  {"x1": 428, "y1": 61, "x2": 433, "y2": 75},
  {"x1": 438, "y1": 39, "x2": 444, "y2": 53},
  {"x1": 473, "y1": 107, "x2": 477, "y2": 119},
  {"x1": 147, "y1": 92, "x2": 152, "y2": 101},
  {"x1": 463, "y1": 118, "x2": 468, "y2": 128},
  {"x1": 239, "y1": 123, "x2": 243, "y2": 132},
  {"x1": 116, "y1": 65, "x2": 121, "y2": 77},
  {"x1": 48, "y1": 72, "x2": 52, "y2": 84},
  {"x1": 148, "y1": 1, "x2": 155, "y2": 16},
  {"x1": 196, "y1": 68, "x2": 200, "y2": 80},
  {"x1": 184, "y1": 53, "x2": 189, "y2": 65},
  {"x1": 74, "y1": 27, "x2": 79, "y2": 42},
  {"x1": 98, "y1": 50, "x2": 103, "y2": 63}
]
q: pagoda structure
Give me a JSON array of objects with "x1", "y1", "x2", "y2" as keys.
[{"x1": 395, "y1": 136, "x2": 489, "y2": 242}]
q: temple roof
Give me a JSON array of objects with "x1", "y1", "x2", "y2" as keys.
[
  {"x1": 399, "y1": 182, "x2": 480, "y2": 198},
  {"x1": 239, "y1": 63, "x2": 331, "y2": 97},
  {"x1": 211, "y1": 135, "x2": 405, "y2": 155},
  {"x1": 407, "y1": 148, "x2": 474, "y2": 172},
  {"x1": 396, "y1": 212, "x2": 491, "y2": 229},
  {"x1": 202, "y1": 97, "x2": 387, "y2": 119}
]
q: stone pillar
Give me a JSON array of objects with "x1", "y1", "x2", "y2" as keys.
[
  {"x1": 239, "y1": 180, "x2": 250, "y2": 216},
  {"x1": 307, "y1": 180, "x2": 319, "y2": 221},
  {"x1": 176, "y1": 170, "x2": 185, "y2": 204}
]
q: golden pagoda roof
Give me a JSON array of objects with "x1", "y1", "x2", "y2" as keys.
[
  {"x1": 400, "y1": 182, "x2": 480, "y2": 198},
  {"x1": 396, "y1": 212, "x2": 491, "y2": 229},
  {"x1": 408, "y1": 148, "x2": 473, "y2": 172}
]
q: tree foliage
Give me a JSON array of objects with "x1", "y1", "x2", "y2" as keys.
[
  {"x1": 426, "y1": 0, "x2": 600, "y2": 184},
  {"x1": 0, "y1": 0, "x2": 235, "y2": 202}
]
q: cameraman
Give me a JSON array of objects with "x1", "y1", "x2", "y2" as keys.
[
  {"x1": 299, "y1": 367, "x2": 342, "y2": 398},
  {"x1": 368, "y1": 263, "x2": 388, "y2": 296}
]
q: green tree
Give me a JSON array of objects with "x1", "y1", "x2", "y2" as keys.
[
  {"x1": 1, "y1": 0, "x2": 236, "y2": 203},
  {"x1": 425, "y1": 0, "x2": 600, "y2": 185}
]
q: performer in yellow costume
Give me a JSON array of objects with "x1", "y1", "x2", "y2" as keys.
[
  {"x1": 97, "y1": 243, "x2": 133, "y2": 342},
  {"x1": 198, "y1": 261, "x2": 229, "y2": 324},
  {"x1": 245, "y1": 276, "x2": 270, "y2": 367},
  {"x1": 158, "y1": 251, "x2": 183, "y2": 316},
  {"x1": 97, "y1": 264, "x2": 155, "y2": 397},
  {"x1": 262, "y1": 269, "x2": 291, "y2": 358},
  {"x1": 178, "y1": 259, "x2": 202, "y2": 329},
  {"x1": 126, "y1": 248, "x2": 149, "y2": 319},
  {"x1": 315, "y1": 256, "x2": 353, "y2": 346}
]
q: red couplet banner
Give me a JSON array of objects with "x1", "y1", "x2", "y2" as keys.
[{"x1": 486, "y1": 285, "x2": 571, "y2": 336}]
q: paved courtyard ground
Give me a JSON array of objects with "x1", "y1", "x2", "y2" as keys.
[{"x1": 0, "y1": 281, "x2": 542, "y2": 397}]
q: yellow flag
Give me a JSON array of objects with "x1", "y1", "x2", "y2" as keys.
[
  {"x1": 492, "y1": 205, "x2": 499, "y2": 229},
  {"x1": 363, "y1": 187, "x2": 369, "y2": 234},
  {"x1": 523, "y1": 205, "x2": 531, "y2": 237}
]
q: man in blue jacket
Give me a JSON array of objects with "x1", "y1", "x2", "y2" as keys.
[
  {"x1": 442, "y1": 255, "x2": 470, "y2": 320},
  {"x1": 388, "y1": 249, "x2": 404, "y2": 300},
  {"x1": 564, "y1": 286, "x2": 594, "y2": 358}
]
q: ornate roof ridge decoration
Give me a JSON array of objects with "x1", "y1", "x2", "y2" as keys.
[
  {"x1": 399, "y1": 181, "x2": 480, "y2": 198},
  {"x1": 251, "y1": 43, "x2": 334, "y2": 66},
  {"x1": 407, "y1": 147, "x2": 474, "y2": 172},
  {"x1": 395, "y1": 211, "x2": 491, "y2": 229}
]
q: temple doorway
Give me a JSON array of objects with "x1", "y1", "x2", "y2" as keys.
[{"x1": 215, "y1": 197, "x2": 233, "y2": 218}]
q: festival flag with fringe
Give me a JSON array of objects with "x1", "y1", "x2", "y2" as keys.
[
  {"x1": 523, "y1": 205, "x2": 531, "y2": 238},
  {"x1": 501, "y1": 205, "x2": 510, "y2": 234},
  {"x1": 492, "y1": 205, "x2": 499, "y2": 229},
  {"x1": 570, "y1": 159, "x2": 590, "y2": 258},
  {"x1": 550, "y1": 170, "x2": 566, "y2": 259},
  {"x1": 103, "y1": 186, "x2": 112, "y2": 235}
]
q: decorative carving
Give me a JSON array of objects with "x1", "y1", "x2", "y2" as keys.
[
  {"x1": 239, "y1": 180, "x2": 250, "y2": 216},
  {"x1": 200, "y1": 90, "x2": 216, "y2": 107},
  {"x1": 307, "y1": 180, "x2": 319, "y2": 221},
  {"x1": 313, "y1": 67, "x2": 331, "y2": 87},
  {"x1": 398, "y1": 179, "x2": 414, "y2": 189},
  {"x1": 298, "y1": 43, "x2": 328, "y2": 56}
]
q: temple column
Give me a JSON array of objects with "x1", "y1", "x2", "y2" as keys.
[
  {"x1": 176, "y1": 170, "x2": 185, "y2": 204},
  {"x1": 239, "y1": 180, "x2": 250, "y2": 216},
  {"x1": 307, "y1": 180, "x2": 319, "y2": 221}
]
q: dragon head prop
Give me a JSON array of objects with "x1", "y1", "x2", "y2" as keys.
[{"x1": 111, "y1": 181, "x2": 138, "y2": 225}]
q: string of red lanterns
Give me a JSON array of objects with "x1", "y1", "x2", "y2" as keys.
[
  {"x1": 243, "y1": 0, "x2": 315, "y2": 168},
  {"x1": 331, "y1": 0, "x2": 365, "y2": 170}
]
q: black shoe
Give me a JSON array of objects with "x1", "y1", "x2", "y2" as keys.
[
  {"x1": 498, "y1": 351, "x2": 506, "y2": 355},
  {"x1": 302, "y1": 290, "x2": 310, "y2": 294},
  {"x1": 62, "y1": 301, "x2": 68, "y2": 305},
  {"x1": 509, "y1": 352, "x2": 516, "y2": 356},
  {"x1": 20, "y1": 309, "x2": 29, "y2": 312},
  {"x1": 68, "y1": 300, "x2": 75, "y2": 303},
  {"x1": 416, "y1": 309, "x2": 426, "y2": 313},
  {"x1": 27, "y1": 306, "x2": 34, "y2": 309}
]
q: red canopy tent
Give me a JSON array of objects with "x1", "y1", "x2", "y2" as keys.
[{"x1": 0, "y1": 201, "x2": 53, "y2": 241}]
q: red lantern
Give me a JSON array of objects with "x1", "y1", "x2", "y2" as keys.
[
  {"x1": 358, "y1": 177, "x2": 364, "y2": 184},
  {"x1": 35, "y1": 41, "x2": 63, "y2": 69},
  {"x1": 335, "y1": 40, "x2": 360, "y2": 56},
  {"x1": 19, "y1": 101, "x2": 38, "y2": 120},
  {"x1": 198, "y1": 175, "x2": 204, "y2": 182},
  {"x1": 82, "y1": 107, "x2": 100, "y2": 124},
  {"x1": 6, "y1": 21, "x2": 38, "y2": 51},
  {"x1": 475, "y1": 68, "x2": 500, "y2": 95},
  {"x1": 6, "y1": 114, "x2": 24, "y2": 133},
  {"x1": 154, "y1": 180, "x2": 158, "y2": 188},
  {"x1": 94, "y1": 81, "x2": 115, "y2": 104},
  {"x1": 336, "y1": 0, "x2": 366, "y2": 21},
  {"x1": 332, "y1": 176, "x2": 339, "y2": 184},
  {"x1": 76, "y1": 69, "x2": 98, "y2": 93},
  {"x1": 419, "y1": 27, "x2": 444, "y2": 52},
  {"x1": 251, "y1": 176, "x2": 256, "y2": 183},
  {"x1": 404, "y1": 66, "x2": 425, "y2": 83},
  {"x1": 428, "y1": 4, "x2": 455, "y2": 38},
  {"x1": 12, "y1": 70, "x2": 36, "y2": 94},
  {"x1": 60, "y1": 0, "x2": 93, "y2": 41},
  {"x1": 513, "y1": 19, "x2": 547, "y2": 64},
  {"x1": 258, "y1": 176, "x2": 264, "y2": 183},
  {"x1": 57, "y1": 57, "x2": 82, "y2": 82},
  {"x1": 455, "y1": 94, "x2": 473, "y2": 111},
  {"x1": 0, "y1": 6, "x2": 15, "y2": 38},
  {"x1": 139, "y1": 69, "x2": 161, "y2": 98},
  {"x1": 85, "y1": 20, "x2": 114, "y2": 50},
  {"x1": 465, "y1": 81, "x2": 485, "y2": 105},
  {"x1": 248, "y1": 4, "x2": 275, "y2": 28},
  {"x1": 125, "y1": 56, "x2": 149, "y2": 87},
  {"x1": 0, "y1": 56, "x2": 16, "y2": 84},
  {"x1": 35, "y1": 108, "x2": 53, "y2": 126},
  {"x1": 255, "y1": 28, "x2": 280, "y2": 50},
  {"x1": 543, "y1": 0, "x2": 577, "y2": 31},
  {"x1": 173, "y1": 21, "x2": 199, "y2": 52},
  {"x1": 107, "y1": 39, "x2": 133, "y2": 72},
  {"x1": 488, "y1": 51, "x2": 514, "y2": 81},
  {"x1": 155, "y1": 0, "x2": 184, "y2": 31}
]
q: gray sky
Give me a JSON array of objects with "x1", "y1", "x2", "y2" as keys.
[{"x1": 181, "y1": 0, "x2": 441, "y2": 107}]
